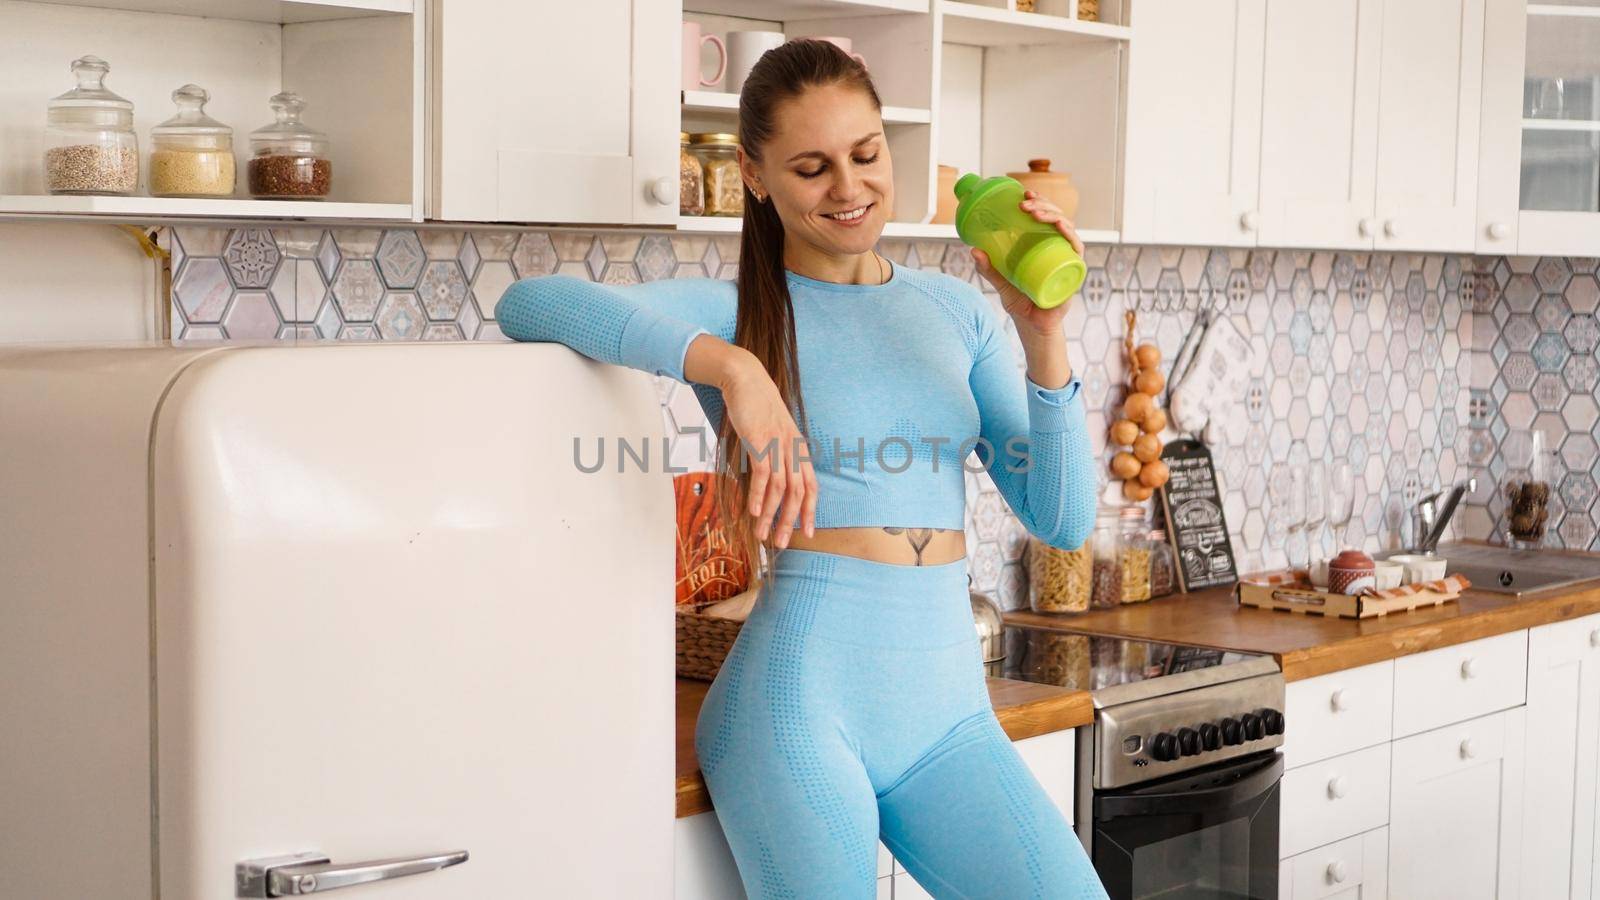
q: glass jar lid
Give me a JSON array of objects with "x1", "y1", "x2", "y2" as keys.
[
  {"x1": 48, "y1": 56, "x2": 133, "y2": 110},
  {"x1": 689, "y1": 132, "x2": 739, "y2": 149},
  {"x1": 153, "y1": 84, "x2": 231, "y2": 136},
  {"x1": 249, "y1": 92, "x2": 328, "y2": 155}
]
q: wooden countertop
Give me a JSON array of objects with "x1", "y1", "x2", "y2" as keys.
[
  {"x1": 1005, "y1": 556, "x2": 1600, "y2": 683},
  {"x1": 675, "y1": 675, "x2": 1091, "y2": 818}
]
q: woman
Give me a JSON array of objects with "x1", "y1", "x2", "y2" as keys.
[{"x1": 496, "y1": 39, "x2": 1105, "y2": 899}]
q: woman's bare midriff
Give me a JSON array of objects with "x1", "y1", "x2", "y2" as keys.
[{"x1": 778, "y1": 525, "x2": 967, "y2": 566}]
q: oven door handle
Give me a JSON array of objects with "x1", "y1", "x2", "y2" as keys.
[{"x1": 1098, "y1": 752, "x2": 1284, "y2": 819}]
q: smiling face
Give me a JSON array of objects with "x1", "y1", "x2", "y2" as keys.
[{"x1": 739, "y1": 81, "x2": 893, "y2": 258}]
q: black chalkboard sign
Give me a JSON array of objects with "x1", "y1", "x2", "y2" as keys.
[{"x1": 1156, "y1": 438, "x2": 1238, "y2": 592}]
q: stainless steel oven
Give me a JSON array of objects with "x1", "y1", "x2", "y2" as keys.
[{"x1": 1002, "y1": 628, "x2": 1286, "y2": 900}]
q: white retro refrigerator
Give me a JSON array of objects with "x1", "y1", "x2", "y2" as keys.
[{"x1": 1, "y1": 341, "x2": 677, "y2": 898}]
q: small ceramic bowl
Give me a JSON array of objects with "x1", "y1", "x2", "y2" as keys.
[
  {"x1": 1373, "y1": 562, "x2": 1405, "y2": 590},
  {"x1": 1387, "y1": 554, "x2": 1448, "y2": 585}
]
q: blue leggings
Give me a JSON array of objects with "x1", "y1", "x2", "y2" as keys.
[{"x1": 694, "y1": 548, "x2": 1108, "y2": 899}]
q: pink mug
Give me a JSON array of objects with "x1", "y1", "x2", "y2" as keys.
[
  {"x1": 804, "y1": 35, "x2": 868, "y2": 69},
  {"x1": 682, "y1": 22, "x2": 727, "y2": 91}
]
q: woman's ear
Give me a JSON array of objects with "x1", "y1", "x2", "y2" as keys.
[{"x1": 736, "y1": 147, "x2": 765, "y2": 202}]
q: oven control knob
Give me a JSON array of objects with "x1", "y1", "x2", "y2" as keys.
[
  {"x1": 1150, "y1": 732, "x2": 1178, "y2": 762},
  {"x1": 1220, "y1": 717, "x2": 1243, "y2": 746},
  {"x1": 1241, "y1": 712, "x2": 1266, "y2": 740},
  {"x1": 1199, "y1": 722, "x2": 1222, "y2": 751},
  {"x1": 1176, "y1": 727, "x2": 1201, "y2": 756},
  {"x1": 1255, "y1": 707, "x2": 1285, "y2": 735}
]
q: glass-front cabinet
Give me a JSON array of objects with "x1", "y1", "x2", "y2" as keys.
[{"x1": 1480, "y1": 0, "x2": 1600, "y2": 255}]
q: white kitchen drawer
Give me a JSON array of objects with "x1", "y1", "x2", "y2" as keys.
[
  {"x1": 1280, "y1": 743, "x2": 1392, "y2": 858},
  {"x1": 1279, "y1": 827, "x2": 1388, "y2": 900},
  {"x1": 1283, "y1": 660, "x2": 1394, "y2": 769},
  {"x1": 1012, "y1": 728, "x2": 1077, "y2": 826},
  {"x1": 1391, "y1": 630, "x2": 1528, "y2": 739}
]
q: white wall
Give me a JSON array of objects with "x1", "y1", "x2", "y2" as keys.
[{"x1": 0, "y1": 222, "x2": 157, "y2": 342}]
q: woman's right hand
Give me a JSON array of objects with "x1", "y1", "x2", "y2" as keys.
[{"x1": 717, "y1": 353, "x2": 818, "y2": 548}]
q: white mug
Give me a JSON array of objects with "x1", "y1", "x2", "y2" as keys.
[
  {"x1": 804, "y1": 35, "x2": 868, "y2": 69},
  {"x1": 727, "y1": 31, "x2": 786, "y2": 95}
]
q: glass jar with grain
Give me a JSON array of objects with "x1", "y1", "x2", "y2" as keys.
[
  {"x1": 149, "y1": 85, "x2": 235, "y2": 198},
  {"x1": 1147, "y1": 528, "x2": 1177, "y2": 599},
  {"x1": 1118, "y1": 505, "x2": 1152, "y2": 603},
  {"x1": 689, "y1": 133, "x2": 743, "y2": 217},
  {"x1": 1025, "y1": 534, "x2": 1091, "y2": 614},
  {"x1": 1088, "y1": 507, "x2": 1124, "y2": 609},
  {"x1": 247, "y1": 92, "x2": 331, "y2": 200},
  {"x1": 679, "y1": 132, "x2": 704, "y2": 216},
  {"x1": 44, "y1": 56, "x2": 139, "y2": 196}
]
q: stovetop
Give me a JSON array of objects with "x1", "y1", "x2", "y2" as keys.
[{"x1": 1002, "y1": 623, "x2": 1286, "y2": 789}]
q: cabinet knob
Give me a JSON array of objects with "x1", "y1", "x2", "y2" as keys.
[
  {"x1": 1461, "y1": 657, "x2": 1478, "y2": 680},
  {"x1": 650, "y1": 176, "x2": 677, "y2": 207},
  {"x1": 1240, "y1": 211, "x2": 1259, "y2": 232},
  {"x1": 1330, "y1": 689, "x2": 1351, "y2": 713},
  {"x1": 1460, "y1": 737, "x2": 1476, "y2": 759},
  {"x1": 1488, "y1": 221, "x2": 1510, "y2": 240},
  {"x1": 1358, "y1": 218, "x2": 1374, "y2": 238},
  {"x1": 1326, "y1": 860, "x2": 1349, "y2": 884},
  {"x1": 1591, "y1": 629, "x2": 1599, "y2": 648},
  {"x1": 1327, "y1": 776, "x2": 1347, "y2": 800},
  {"x1": 1384, "y1": 219, "x2": 1400, "y2": 238}
]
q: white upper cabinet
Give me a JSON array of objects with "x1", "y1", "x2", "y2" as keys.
[
  {"x1": 1257, "y1": 0, "x2": 1382, "y2": 251},
  {"x1": 1477, "y1": 0, "x2": 1600, "y2": 256},
  {"x1": 1121, "y1": 0, "x2": 1264, "y2": 248},
  {"x1": 430, "y1": 0, "x2": 680, "y2": 225},
  {"x1": 1372, "y1": 0, "x2": 1485, "y2": 252}
]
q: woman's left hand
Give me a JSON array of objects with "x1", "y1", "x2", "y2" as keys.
[{"x1": 971, "y1": 189, "x2": 1085, "y2": 337}]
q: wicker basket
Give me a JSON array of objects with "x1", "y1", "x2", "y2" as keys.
[
  {"x1": 1015, "y1": 0, "x2": 1035, "y2": 10},
  {"x1": 676, "y1": 603, "x2": 745, "y2": 681}
]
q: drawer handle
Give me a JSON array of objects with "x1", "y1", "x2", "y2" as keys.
[
  {"x1": 1329, "y1": 689, "x2": 1351, "y2": 713},
  {"x1": 1460, "y1": 657, "x2": 1478, "y2": 680},
  {"x1": 1327, "y1": 776, "x2": 1347, "y2": 800},
  {"x1": 1327, "y1": 860, "x2": 1349, "y2": 884},
  {"x1": 1590, "y1": 629, "x2": 1599, "y2": 648},
  {"x1": 1460, "y1": 738, "x2": 1476, "y2": 760}
]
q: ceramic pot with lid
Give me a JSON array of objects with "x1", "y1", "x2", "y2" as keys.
[{"x1": 1007, "y1": 158, "x2": 1080, "y2": 220}]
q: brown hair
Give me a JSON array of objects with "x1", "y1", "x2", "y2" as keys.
[{"x1": 711, "y1": 39, "x2": 883, "y2": 594}]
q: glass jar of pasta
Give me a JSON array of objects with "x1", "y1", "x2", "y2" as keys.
[
  {"x1": 1025, "y1": 535, "x2": 1091, "y2": 614},
  {"x1": 689, "y1": 133, "x2": 743, "y2": 216},
  {"x1": 1118, "y1": 506, "x2": 1152, "y2": 603}
]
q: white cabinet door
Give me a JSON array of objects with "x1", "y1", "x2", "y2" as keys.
[
  {"x1": 431, "y1": 0, "x2": 679, "y2": 225},
  {"x1": 1258, "y1": 0, "x2": 1382, "y2": 250},
  {"x1": 675, "y1": 812, "x2": 745, "y2": 899},
  {"x1": 1388, "y1": 707, "x2": 1525, "y2": 900},
  {"x1": 1521, "y1": 614, "x2": 1600, "y2": 900},
  {"x1": 1121, "y1": 0, "x2": 1265, "y2": 247},
  {"x1": 1371, "y1": 0, "x2": 1485, "y2": 252},
  {"x1": 1012, "y1": 728, "x2": 1077, "y2": 825},
  {"x1": 1474, "y1": 0, "x2": 1528, "y2": 253}
]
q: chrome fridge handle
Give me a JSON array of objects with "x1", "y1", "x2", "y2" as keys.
[{"x1": 237, "y1": 849, "x2": 468, "y2": 896}]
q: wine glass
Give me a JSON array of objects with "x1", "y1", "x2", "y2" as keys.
[
  {"x1": 1303, "y1": 462, "x2": 1327, "y2": 563},
  {"x1": 1327, "y1": 462, "x2": 1355, "y2": 550},
  {"x1": 1270, "y1": 463, "x2": 1308, "y2": 573}
]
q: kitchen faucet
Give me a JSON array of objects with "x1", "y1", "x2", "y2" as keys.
[{"x1": 1410, "y1": 477, "x2": 1477, "y2": 555}]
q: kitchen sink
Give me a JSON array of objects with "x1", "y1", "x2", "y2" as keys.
[{"x1": 1375, "y1": 542, "x2": 1600, "y2": 597}]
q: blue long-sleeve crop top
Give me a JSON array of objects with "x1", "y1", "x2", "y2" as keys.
[{"x1": 494, "y1": 262, "x2": 1099, "y2": 550}]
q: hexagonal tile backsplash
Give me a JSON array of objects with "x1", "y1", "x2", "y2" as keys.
[{"x1": 160, "y1": 225, "x2": 1587, "y2": 610}]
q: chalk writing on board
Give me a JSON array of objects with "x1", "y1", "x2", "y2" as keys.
[{"x1": 1157, "y1": 439, "x2": 1238, "y2": 592}]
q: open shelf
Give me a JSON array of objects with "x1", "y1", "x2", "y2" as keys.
[
  {"x1": 675, "y1": 215, "x2": 1117, "y2": 244},
  {"x1": 685, "y1": 0, "x2": 927, "y2": 19},
  {"x1": 938, "y1": 1, "x2": 1131, "y2": 47},
  {"x1": 27, "y1": 0, "x2": 412, "y2": 24},
  {"x1": 0, "y1": 194, "x2": 414, "y2": 222},
  {"x1": 681, "y1": 90, "x2": 931, "y2": 124},
  {"x1": 1522, "y1": 118, "x2": 1600, "y2": 132}
]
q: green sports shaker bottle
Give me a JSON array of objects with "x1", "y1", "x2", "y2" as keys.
[{"x1": 952, "y1": 173, "x2": 1087, "y2": 310}]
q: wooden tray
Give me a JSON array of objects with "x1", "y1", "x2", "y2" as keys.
[{"x1": 1237, "y1": 574, "x2": 1467, "y2": 619}]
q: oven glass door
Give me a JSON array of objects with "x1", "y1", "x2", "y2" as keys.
[{"x1": 1091, "y1": 750, "x2": 1282, "y2": 900}]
